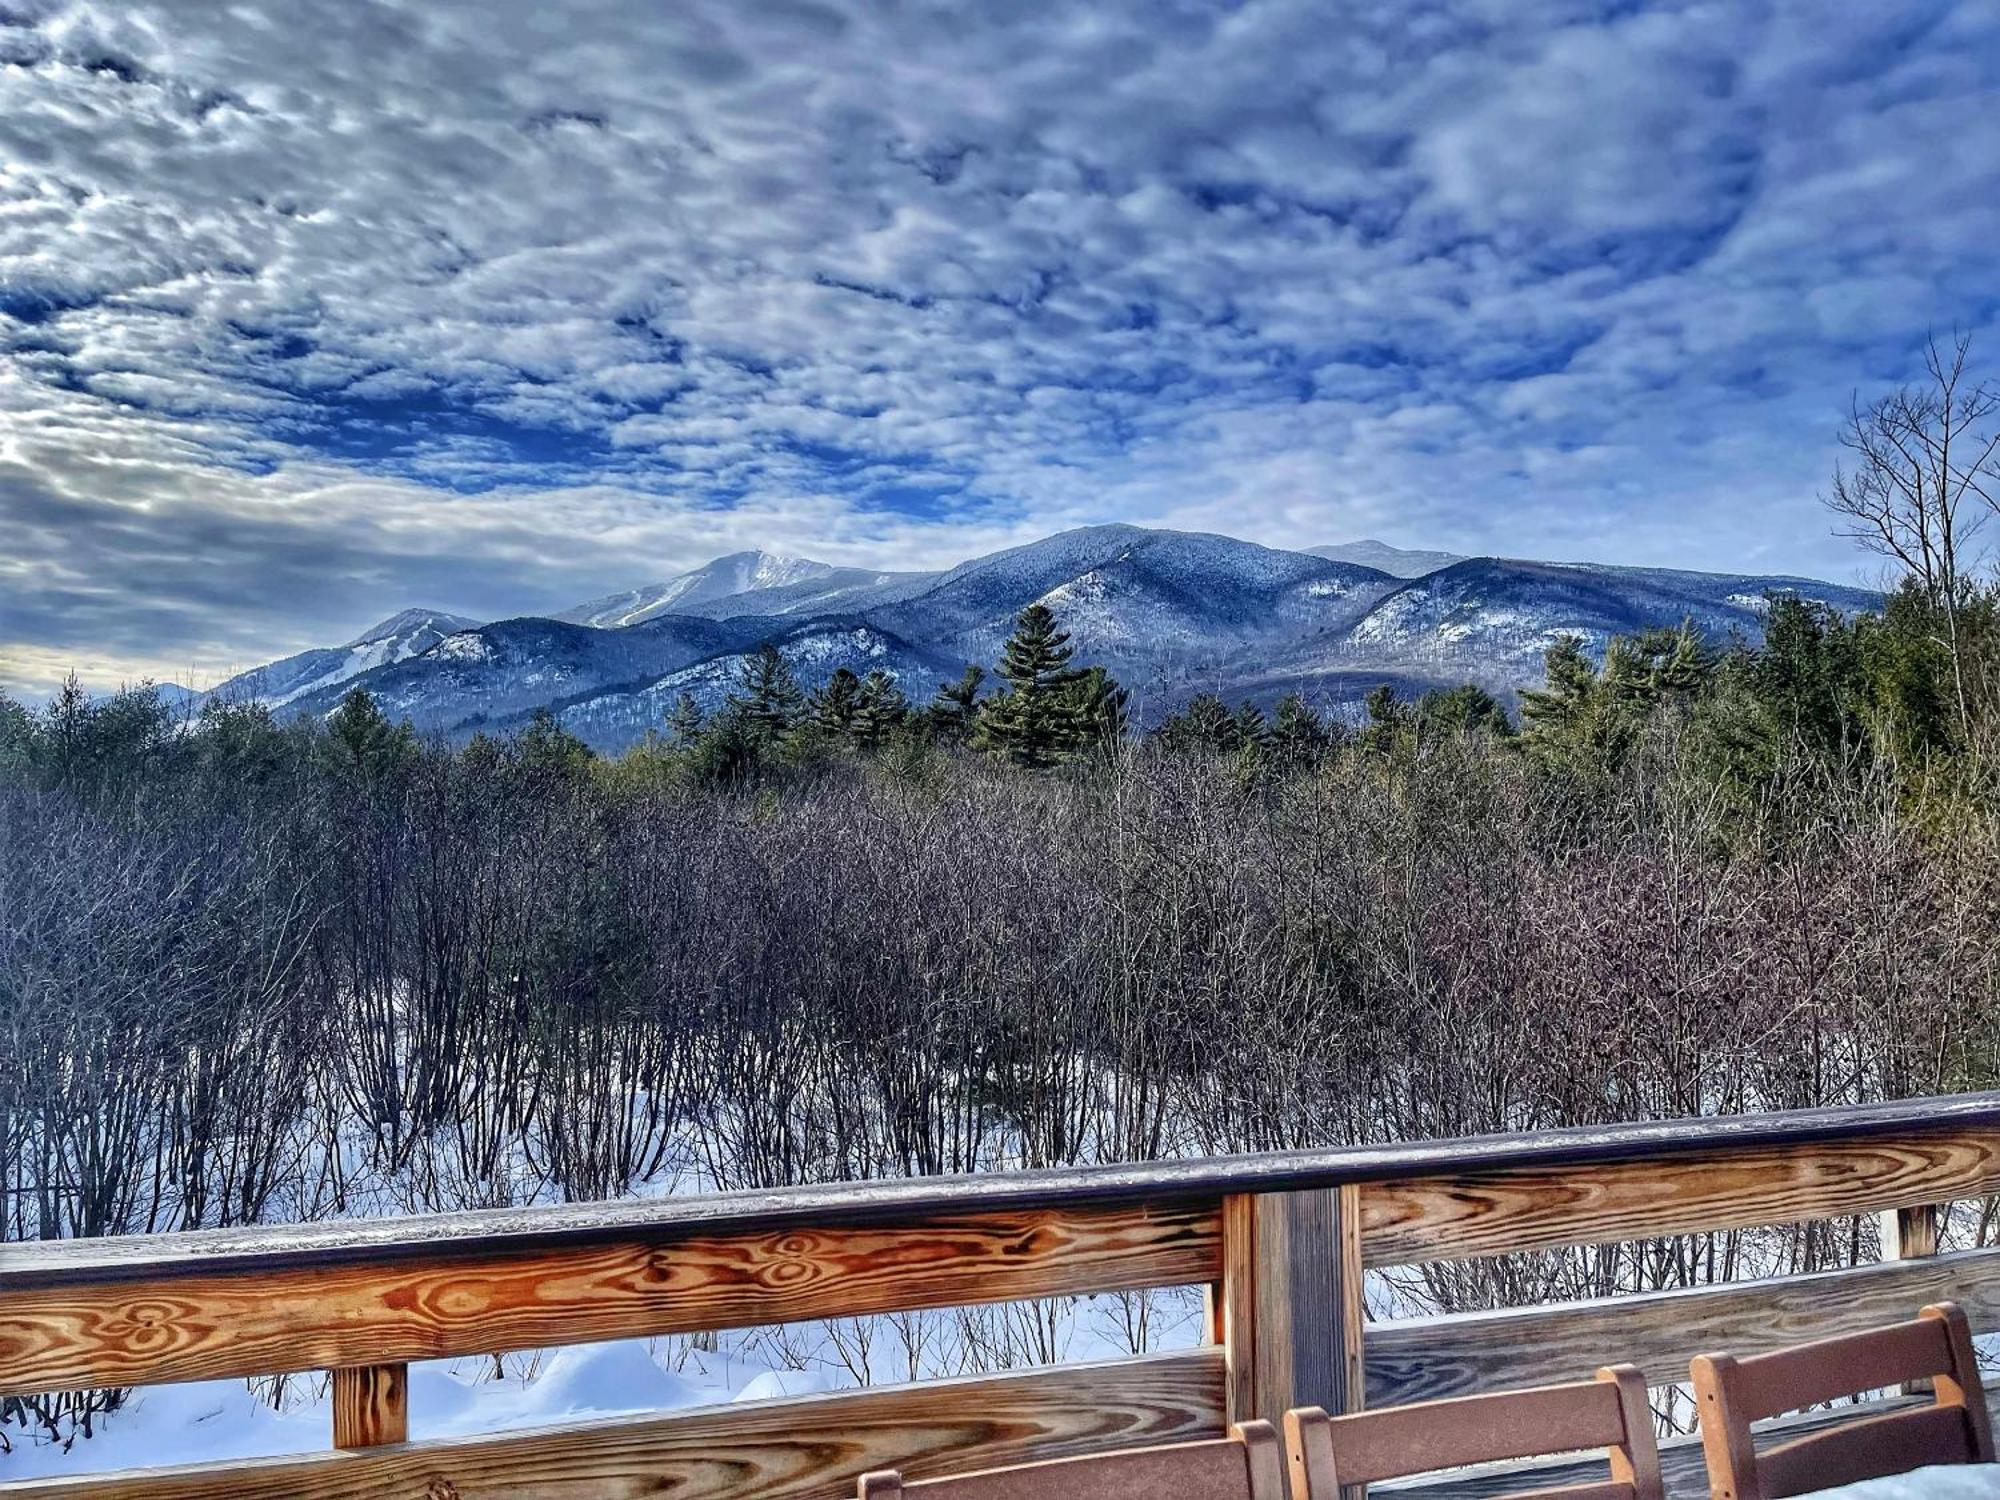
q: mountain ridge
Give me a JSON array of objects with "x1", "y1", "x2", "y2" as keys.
[{"x1": 203, "y1": 527, "x2": 1880, "y2": 750}]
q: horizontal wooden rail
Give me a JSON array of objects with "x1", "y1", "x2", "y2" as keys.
[
  {"x1": 4, "y1": 1092, "x2": 1998, "y2": 1499},
  {"x1": 10, "y1": 1093, "x2": 1997, "y2": 1289},
  {"x1": 0, "y1": 1349, "x2": 1226, "y2": 1499},
  {"x1": 1366, "y1": 1245, "x2": 2000, "y2": 1405},
  {"x1": 0, "y1": 1201, "x2": 1218, "y2": 1397},
  {"x1": 1358, "y1": 1125, "x2": 2000, "y2": 1266}
]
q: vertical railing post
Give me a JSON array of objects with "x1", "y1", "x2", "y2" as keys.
[
  {"x1": 1881, "y1": 1202, "x2": 1942, "y2": 1396},
  {"x1": 1217, "y1": 1185, "x2": 1365, "y2": 1428},
  {"x1": 332, "y1": 1362, "x2": 409, "y2": 1449},
  {"x1": 1881, "y1": 1202, "x2": 1941, "y2": 1262}
]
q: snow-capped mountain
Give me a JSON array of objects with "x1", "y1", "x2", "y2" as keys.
[
  {"x1": 543, "y1": 619, "x2": 954, "y2": 747},
  {"x1": 1230, "y1": 556, "x2": 1882, "y2": 706},
  {"x1": 206, "y1": 608, "x2": 481, "y2": 708},
  {"x1": 213, "y1": 528, "x2": 1880, "y2": 751},
  {"x1": 283, "y1": 614, "x2": 750, "y2": 727},
  {"x1": 553, "y1": 551, "x2": 900, "y2": 628},
  {"x1": 1308, "y1": 540, "x2": 1466, "y2": 578},
  {"x1": 866, "y1": 525, "x2": 1396, "y2": 672}
]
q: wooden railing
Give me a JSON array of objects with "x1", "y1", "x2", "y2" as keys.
[{"x1": 4, "y1": 1093, "x2": 2000, "y2": 1497}]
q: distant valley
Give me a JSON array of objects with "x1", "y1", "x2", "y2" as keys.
[{"x1": 198, "y1": 527, "x2": 1880, "y2": 751}]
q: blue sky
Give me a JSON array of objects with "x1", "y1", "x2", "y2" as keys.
[{"x1": 3, "y1": 0, "x2": 1999, "y2": 693}]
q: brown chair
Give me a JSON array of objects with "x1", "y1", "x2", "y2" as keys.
[
  {"x1": 1690, "y1": 1301, "x2": 1995, "y2": 1500},
  {"x1": 1284, "y1": 1366, "x2": 1664, "y2": 1500},
  {"x1": 856, "y1": 1420, "x2": 1285, "y2": 1500}
]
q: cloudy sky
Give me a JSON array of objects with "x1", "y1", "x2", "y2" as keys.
[{"x1": 3, "y1": 0, "x2": 1998, "y2": 694}]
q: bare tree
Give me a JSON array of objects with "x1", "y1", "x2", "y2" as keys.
[{"x1": 1825, "y1": 331, "x2": 2000, "y2": 732}]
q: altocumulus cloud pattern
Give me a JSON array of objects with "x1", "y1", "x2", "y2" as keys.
[{"x1": 2, "y1": 0, "x2": 1998, "y2": 692}]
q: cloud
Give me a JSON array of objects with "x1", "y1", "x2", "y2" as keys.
[{"x1": 3, "y1": 0, "x2": 2000, "y2": 693}]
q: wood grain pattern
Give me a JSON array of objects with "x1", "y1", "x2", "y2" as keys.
[
  {"x1": 1363, "y1": 1246, "x2": 2000, "y2": 1406},
  {"x1": 0, "y1": 1349, "x2": 1225, "y2": 1500},
  {"x1": 0, "y1": 1202, "x2": 1218, "y2": 1397},
  {"x1": 1336, "y1": 1184, "x2": 1364, "y2": 1414},
  {"x1": 1882, "y1": 1203, "x2": 1941, "y2": 1261},
  {"x1": 331, "y1": 1364, "x2": 407, "y2": 1449},
  {"x1": 1242, "y1": 1187, "x2": 1356, "y2": 1426},
  {"x1": 1881, "y1": 1203, "x2": 1942, "y2": 1395},
  {"x1": 1218, "y1": 1193, "x2": 1258, "y2": 1426},
  {"x1": 12, "y1": 1095, "x2": 1998, "y2": 1292},
  {"x1": 1359, "y1": 1128, "x2": 2000, "y2": 1267}
]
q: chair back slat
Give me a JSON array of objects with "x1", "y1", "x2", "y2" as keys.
[
  {"x1": 1756, "y1": 1405, "x2": 1976, "y2": 1499},
  {"x1": 1727, "y1": 1317, "x2": 1953, "y2": 1420},
  {"x1": 1286, "y1": 1366, "x2": 1664, "y2": 1500},
  {"x1": 1691, "y1": 1302, "x2": 1994, "y2": 1500},
  {"x1": 857, "y1": 1421, "x2": 1284, "y2": 1500}
]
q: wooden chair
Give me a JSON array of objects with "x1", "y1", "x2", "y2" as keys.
[
  {"x1": 1284, "y1": 1366, "x2": 1663, "y2": 1500},
  {"x1": 1690, "y1": 1301, "x2": 1995, "y2": 1500},
  {"x1": 856, "y1": 1420, "x2": 1285, "y2": 1500}
]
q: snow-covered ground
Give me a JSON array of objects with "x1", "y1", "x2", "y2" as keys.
[{"x1": 1, "y1": 1293, "x2": 1204, "y2": 1481}]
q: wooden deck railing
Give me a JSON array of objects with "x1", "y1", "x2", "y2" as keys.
[{"x1": 4, "y1": 1092, "x2": 2000, "y2": 1497}]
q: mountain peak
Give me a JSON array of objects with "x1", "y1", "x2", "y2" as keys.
[
  {"x1": 555, "y1": 552, "x2": 841, "y2": 629},
  {"x1": 348, "y1": 608, "x2": 481, "y2": 648}
]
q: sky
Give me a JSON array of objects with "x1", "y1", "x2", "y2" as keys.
[{"x1": 3, "y1": 0, "x2": 1999, "y2": 696}]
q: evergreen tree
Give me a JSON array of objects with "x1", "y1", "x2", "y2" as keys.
[
  {"x1": 1357, "y1": 683, "x2": 1408, "y2": 752},
  {"x1": 324, "y1": 686, "x2": 414, "y2": 783},
  {"x1": 856, "y1": 670, "x2": 911, "y2": 748},
  {"x1": 928, "y1": 665, "x2": 986, "y2": 743},
  {"x1": 195, "y1": 699, "x2": 293, "y2": 786},
  {"x1": 1068, "y1": 665, "x2": 1129, "y2": 753},
  {"x1": 1164, "y1": 692, "x2": 1238, "y2": 753},
  {"x1": 1749, "y1": 596, "x2": 1865, "y2": 762},
  {"x1": 811, "y1": 668, "x2": 865, "y2": 739},
  {"x1": 516, "y1": 709, "x2": 594, "y2": 780},
  {"x1": 1233, "y1": 701, "x2": 1271, "y2": 752},
  {"x1": 687, "y1": 704, "x2": 762, "y2": 785},
  {"x1": 1414, "y1": 683, "x2": 1514, "y2": 739},
  {"x1": 0, "y1": 688, "x2": 32, "y2": 774},
  {"x1": 1270, "y1": 693, "x2": 1330, "y2": 768},
  {"x1": 1602, "y1": 622, "x2": 1715, "y2": 712},
  {"x1": 1518, "y1": 636, "x2": 1599, "y2": 744},
  {"x1": 730, "y1": 642, "x2": 802, "y2": 746},
  {"x1": 979, "y1": 605, "x2": 1086, "y2": 767},
  {"x1": 1522, "y1": 624, "x2": 1711, "y2": 778},
  {"x1": 665, "y1": 692, "x2": 704, "y2": 749}
]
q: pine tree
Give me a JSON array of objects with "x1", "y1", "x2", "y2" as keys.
[
  {"x1": 856, "y1": 670, "x2": 910, "y2": 748},
  {"x1": 325, "y1": 686, "x2": 414, "y2": 782},
  {"x1": 1357, "y1": 683, "x2": 1408, "y2": 753},
  {"x1": 516, "y1": 708, "x2": 594, "y2": 779},
  {"x1": 928, "y1": 665, "x2": 986, "y2": 743},
  {"x1": 811, "y1": 667, "x2": 865, "y2": 738},
  {"x1": 666, "y1": 692, "x2": 704, "y2": 748},
  {"x1": 1519, "y1": 636, "x2": 1598, "y2": 744},
  {"x1": 730, "y1": 642, "x2": 802, "y2": 746},
  {"x1": 1068, "y1": 665, "x2": 1129, "y2": 753},
  {"x1": 979, "y1": 605, "x2": 1086, "y2": 767},
  {"x1": 1233, "y1": 701, "x2": 1271, "y2": 752},
  {"x1": 1179, "y1": 693, "x2": 1239, "y2": 752},
  {"x1": 0, "y1": 687, "x2": 33, "y2": 775},
  {"x1": 1414, "y1": 683, "x2": 1513, "y2": 739},
  {"x1": 1270, "y1": 694, "x2": 1329, "y2": 768}
]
